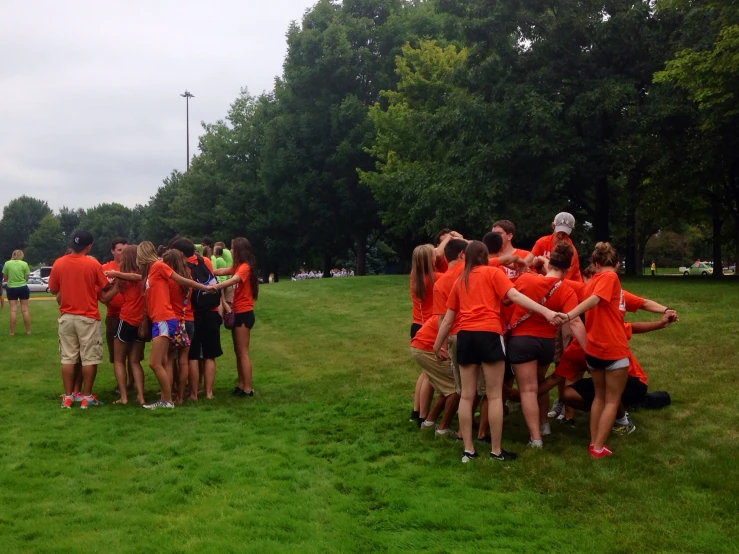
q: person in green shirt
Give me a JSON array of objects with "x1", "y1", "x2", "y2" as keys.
[
  {"x1": 213, "y1": 244, "x2": 235, "y2": 304},
  {"x1": 215, "y1": 241, "x2": 233, "y2": 267},
  {"x1": 2, "y1": 250, "x2": 31, "y2": 335},
  {"x1": 212, "y1": 247, "x2": 229, "y2": 283}
]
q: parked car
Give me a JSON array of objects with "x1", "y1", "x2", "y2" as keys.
[
  {"x1": 29, "y1": 266, "x2": 53, "y2": 280},
  {"x1": 679, "y1": 262, "x2": 713, "y2": 276},
  {"x1": 26, "y1": 277, "x2": 51, "y2": 293}
]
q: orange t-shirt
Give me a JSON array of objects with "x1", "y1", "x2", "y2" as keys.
[
  {"x1": 509, "y1": 274, "x2": 578, "y2": 338},
  {"x1": 410, "y1": 272, "x2": 434, "y2": 325},
  {"x1": 499, "y1": 248, "x2": 531, "y2": 281},
  {"x1": 119, "y1": 280, "x2": 145, "y2": 327},
  {"x1": 434, "y1": 257, "x2": 448, "y2": 274},
  {"x1": 487, "y1": 257, "x2": 500, "y2": 267},
  {"x1": 622, "y1": 290, "x2": 644, "y2": 313},
  {"x1": 233, "y1": 263, "x2": 255, "y2": 313},
  {"x1": 145, "y1": 261, "x2": 175, "y2": 322},
  {"x1": 446, "y1": 265, "x2": 514, "y2": 334},
  {"x1": 433, "y1": 262, "x2": 464, "y2": 335},
  {"x1": 410, "y1": 316, "x2": 439, "y2": 352},
  {"x1": 101, "y1": 260, "x2": 124, "y2": 317},
  {"x1": 582, "y1": 271, "x2": 629, "y2": 360},
  {"x1": 48, "y1": 253, "x2": 108, "y2": 320},
  {"x1": 185, "y1": 255, "x2": 217, "y2": 316},
  {"x1": 167, "y1": 278, "x2": 192, "y2": 321},
  {"x1": 531, "y1": 235, "x2": 582, "y2": 282}
]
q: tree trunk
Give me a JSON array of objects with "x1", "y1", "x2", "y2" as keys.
[
  {"x1": 323, "y1": 253, "x2": 332, "y2": 279},
  {"x1": 711, "y1": 198, "x2": 724, "y2": 279},
  {"x1": 273, "y1": 263, "x2": 279, "y2": 283},
  {"x1": 624, "y1": 185, "x2": 638, "y2": 276},
  {"x1": 594, "y1": 175, "x2": 610, "y2": 242},
  {"x1": 355, "y1": 236, "x2": 367, "y2": 276}
]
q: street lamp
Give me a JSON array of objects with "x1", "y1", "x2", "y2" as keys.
[{"x1": 180, "y1": 90, "x2": 194, "y2": 170}]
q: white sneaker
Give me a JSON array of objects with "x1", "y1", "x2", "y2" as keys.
[
  {"x1": 547, "y1": 399, "x2": 564, "y2": 419},
  {"x1": 528, "y1": 439, "x2": 543, "y2": 448},
  {"x1": 420, "y1": 420, "x2": 435, "y2": 428},
  {"x1": 540, "y1": 422, "x2": 552, "y2": 436},
  {"x1": 435, "y1": 427, "x2": 455, "y2": 437},
  {"x1": 143, "y1": 400, "x2": 175, "y2": 410}
]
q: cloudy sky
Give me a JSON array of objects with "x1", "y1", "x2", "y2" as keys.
[{"x1": 1, "y1": 0, "x2": 317, "y2": 213}]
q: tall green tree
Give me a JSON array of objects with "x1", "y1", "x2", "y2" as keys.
[
  {"x1": 79, "y1": 203, "x2": 143, "y2": 262},
  {"x1": 0, "y1": 196, "x2": 53, "y2": 259},
  {"x1": 25, "y1": 214, "x2": 65, "y2": 265}
]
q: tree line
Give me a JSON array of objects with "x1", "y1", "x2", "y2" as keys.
[{"x1": 2, "y1": 0, "x2": 737, "y2": 277}]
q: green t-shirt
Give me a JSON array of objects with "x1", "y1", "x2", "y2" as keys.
[
  {"x1": 221, "y1": 248, "x2": 233, "y2": 267},
  {"x1": 2, "y1": 260, "x2": 30, "y2": 289},
  {"x1": 211, "y1": 256, "x2": 229, "y2": 283}
]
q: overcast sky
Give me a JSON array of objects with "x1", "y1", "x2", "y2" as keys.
[{"x1": 0, "y1": 0, "x2": 317, "y2": 213}]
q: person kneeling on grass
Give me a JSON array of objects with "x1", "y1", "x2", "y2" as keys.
[
  {"x1": 105, "y1": 242, "x2": 216, "y2": 410},
  {"x1": 433, "y1": 241, "x2": 559, "y2": 464}
]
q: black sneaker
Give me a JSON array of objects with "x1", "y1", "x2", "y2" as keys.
[
  {"x1": 409, "y1": 410, "x2": 420, "y2": 423},
  {"x1": 236, "y1": 389, "x2": 254, "y2": 398},
  {"x1": 475, "y1": 436, "x2": 491, "y2": 444},
  {"x1": 461, "y1": 451, "x2": 478, "y2": 463},
  {"x1": 561, "y1": 418, "x2": 575, "y2": 427},
  {"x1": 490, "y1": 449, "x2": 518, "y2": 461},
  {"x1": 232, "y1": 387, "x2": 244, "y2": 396}
]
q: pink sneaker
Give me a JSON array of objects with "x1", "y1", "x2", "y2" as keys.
[
  {"x1": 80, "y1": 395, "x2": 102, "y2": 409},
  {"x1": 589, "y1": 444, "x2": 613, "y2": 459},
  {"x1": 72, "y1": 392, "x2": 84, "y2": 403}
]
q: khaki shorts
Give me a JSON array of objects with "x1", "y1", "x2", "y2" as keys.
[
  {"x1": 554, "y1": 325, "x2": 573, "y2": 364},
  {"x1": 449, "y1": 335, "x2": 486, "y2": 396},
  {"x1": 58, "y1": 313, "x2": 103, "y2": 366},
  {"x1": 223, "y1": 285, "x2": 234, "y2": 303},
  {"x1": 410, "y1": 347, "x2": 456, "y2": 397}
]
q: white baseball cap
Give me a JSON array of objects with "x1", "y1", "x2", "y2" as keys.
[{"x1": 553, "y1": 212, "x2": 576, "y2": 235}]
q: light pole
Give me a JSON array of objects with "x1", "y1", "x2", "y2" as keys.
[{"x1": 180, "y1": 90, "x2": 194, "y2": 170}]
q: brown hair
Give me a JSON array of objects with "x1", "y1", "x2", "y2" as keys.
[
  {"x1": 591, "y1": 242, "x2": 618, "y2": 268},
  {"x1": 549, "y1": 241, "x2": 573, "y2": 271},
  {"x1": 492, "y1": 220, "x2": 515, "y2": 235},
  {"x1": 163, "y1": 249, "x2": 190, "y2": 298},
  {"x1": 136, "y1": 241, "x2": 159, "y2": 294},
  {"x1": 582, "y1": 264, "x2": 597, "y2": 279},
  {"x1": 411, "y1": 244, "x2": 435, "y2": 301},
  {"x1": 462, "y1": 241, "x2": 489, "y2": 289},
  {"x1": 117, "y1": 245, "x2": 139, "y2": 294},
  {"x1": 231, "y1": 237, "x2": 259, "y2": 300}
]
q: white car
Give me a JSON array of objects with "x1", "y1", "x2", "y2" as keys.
[
  {"x1": 679, "y1": 262, "x2": 713, "y2": 276},
  {"x1": 26, "y1": 277, "x2": 51, "y2": 293}
]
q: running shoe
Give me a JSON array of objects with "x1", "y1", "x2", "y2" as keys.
[
  {"x1": 235, "y1": 389, "x2": 254, "y2": 398},
  {"x1": 435, "y1": 427, "x2": 456, "y2": 437},
  {"x1": 61, "y1": 395, "x2": 73, "y2": 409},
  {"x1": 409, "y1": 410, "x2": 420, "y2": 423},
  {"x1": 589, "y1": 444, "x2": 613, "y2": 459},
  {"x1": 490, "y1": 449, "x2": 518, "y2": 461},
  {"x1": 527, "y1": 439, "x2": 543, "y2": 449},
  {"x1": 80, "y1": 395, "x2": 102, "y2": 409},
  {"x1": 540, "y1": 422, "x2": 552, "y2": 436},
  {"x1": 72, "y1": 392, "x2": 84, "y2": 403},
  {"x1": 232, "y1": 387, "x2": 244, "y2": 396},
  {"x1": 420, "y1": 420, "x2": 435, "y2": 429},
  {"x1": 143, "y1": 400, "x2": 175, "y2": 410},
  {"x1": 561, "y1": 418, "x2": 576, "y2": 427},
  {"x1": 547, "y1": 399, "x2": 564, "y2": 419},
  {"x1": 461, "y1": 451, "x2": 478, "y2": 463},
  {"x1": 613, "y1": 420, "x2": 636, "y2": 435}
]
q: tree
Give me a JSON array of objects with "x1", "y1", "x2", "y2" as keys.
[
  {"x1": 0, "y1": 196, "x2": 53, "y2": 259},
  {"x1": 25, "y1": 214, "x2": 65, "y2": 265},
  {"x1": 58, "y1": 206, "x2": 85, "y2": 244},
  {"x1": 79, "y1": 203, "x2": 143, "y2": 262}
]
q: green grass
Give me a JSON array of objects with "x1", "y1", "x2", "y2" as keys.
[{"x1": 0, "y1": 276, "x2": 737, "y2": 553}]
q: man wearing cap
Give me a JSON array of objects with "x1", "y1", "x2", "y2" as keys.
[
  {"x1": 524, "y1": 212, "x2": 582, "y2": 282},
  {"x1": 48, "y1": 230, "x2": 109, "y2": 409}
]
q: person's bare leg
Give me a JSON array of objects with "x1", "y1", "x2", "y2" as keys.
[
  {"x1": 233, "y1": 326, "x2": 253, "y2": 392},
  {"x1": 113, "y1": 339, "x2": 130, "y2": 404},
  {"x1": 513, "y1": 361, "x2": 540, "y2": 440},
  {"x1": 148, "y1": 337, "x2": 172, "y2": 402},
  {"x1": 438, "y1": 393, "x2": 460, "y2": 430},
  {"x1": 413, "y1": 373, "x2": 424, "y2": 412},
  {"x1": 73, "y1": 363, "x2": 83, "y2": 394},
  {"x1": 9, "y1": 299, "x2": 17, "y2": 335},
  {"x1": 204, "y1": 359, "x2": 216, "y2": 399},
  {"x1": 425, "y1": 393, "x2": 445, "y2": 423},
  {"x1": 419, "y1": 374, "x2": 434, "y2": 419},
  {"x1": 81, "y1": 364, "x2": 96, "y2": 397},
  {"x1": 589, "y1": 370, "x2": 606, "y2": 447},
  {"x1": 166, "y1": 346, "x2": 176, "y2": 395},
  {"x1": 562, "y1": 385, "x2": 588, "y2": 412},
  {"x1": 188, "y1": 360, "x2": 200, "y2": 400},
  {"x1": 594, "y1": 369, "x2": 628, "y2": 450},
  {"x1": 61, "y1": 364, "x2": 76, "y2": 396},
  {"x1": 458, "y1": 365, "x2": 479, "y2": 453},
  {"x1": 20, "y1": 299, "x2": 30, "y2": 334},
  {"x1": 130, "y1": 342, "x2": 146, "y2": 404},
  {"x1": 176, "y1": 347, "x2": 190, "y2": 404},
  {"x1": 483, "y1": 361, "x2": 506, "y2": 455}
]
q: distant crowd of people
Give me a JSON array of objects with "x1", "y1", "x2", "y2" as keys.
[{"x1": 291, "y1": 268, "x2": 354, "y2": 280}]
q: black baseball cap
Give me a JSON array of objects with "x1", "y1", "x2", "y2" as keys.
[{"x1": 71, "y1": 230, "x2": 94, "y2": 252}]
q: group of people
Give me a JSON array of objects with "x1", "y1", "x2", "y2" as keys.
[
  {"x1": 291, "y1": 268, "x2": 354, "y2": 280},
  {"x1": 408, "y1": 213, "x2": 678, "y2": 462},
  {"x1": 46, "y1": 231, "x2": 259, "y2": 410}
]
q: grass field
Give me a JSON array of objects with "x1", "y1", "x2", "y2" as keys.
[{"x1": 0, "y1": 276, "x2": 738, "y2": 553}]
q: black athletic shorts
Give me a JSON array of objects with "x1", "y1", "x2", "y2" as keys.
[
  {"x1": 233, "y1": 310, "x2": 255, "y2": 329},
  {"x1": 189, "y1": 311, "x2": 223, "y2": 361},
  {"x1": 586, "y1": 354, "x2": 630, "y2": 371},
  {"x1": 185, "y1": 321, "x2": 195, "y2": 342},
  {"x1": 114, "y1": 320, "x2": 148, "y2": 344},
  {"x1": 6, "y1": 286, "x2": 30, "y2": 301},
  {"x1": 456, "y1": 330, "x2": 506, "y2": 365},
  {"x1": 410, "y1": 323, "x2": 422, "y2": 339},
  {"x1": 569, "y1": 376, "x2": 648, "y2": 411},
  {"x1": 507, "y1": 336, "x2": 555, "y2": 365},
  {"x1": 504, "y1": 360, "x2": 514, "y2": 382}
]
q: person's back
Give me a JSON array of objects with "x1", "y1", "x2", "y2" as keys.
[
  {"x1": 3, "y1": 258, "x2": 30, "y2": 289},
  {"x1": 49, "y1": 253, "x2": 107, "y2": 319}
]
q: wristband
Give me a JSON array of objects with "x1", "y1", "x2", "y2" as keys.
[{"x1": 663, "y1": 307, "x2": 670, "y2": 314}]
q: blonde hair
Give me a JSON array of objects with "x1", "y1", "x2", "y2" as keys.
[
  {"x1": 11, "y1": 250, "x2": 24, "y2": 261},
  {"x1": 411, "y1": 244, "x2": 435, "y2": 301},
  {"x1": 136, "y1": 241, "x2": 160, "y2": 293},
  {"x1": 591, "y1": 242, "x2": 619, "y2": 268}
]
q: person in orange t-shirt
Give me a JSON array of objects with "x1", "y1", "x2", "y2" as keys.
[
  {"x1": 524, "y1": 212, "x2": 582, "y2": 282},
  {"x1": 99, "y1": 244, "x2": 147, "y2": 406},
  {"x1": 48, "y1": 230, "x2": 109, "y2": 409},
  {"x1": 434, "y1": 241, "x2": 559, "y2": 463},
  {"x1": 407, "y1": 244, "x2": 437, "y2": 425},
  {"x1": 214, "y1": 237, "x2": 260, "y2": 398},
  {"x1": 491, "y1": 220, "x2": 532, "y2": 282},
  {"x1": 163, "y1": 249, "x2": 194, "y2": 405},
  {"x1": 507, "y1": 242, "x2": 587, "y2": 447},
  {"x1": 106, "y1": 241, "x2": 214, "y2": 409},
  {"x1": 100, "y1": 237, "x2": 128, "y2": 382},
  {"x1": 553, "y1": 242, "x2": 629, "y2": 458}
]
